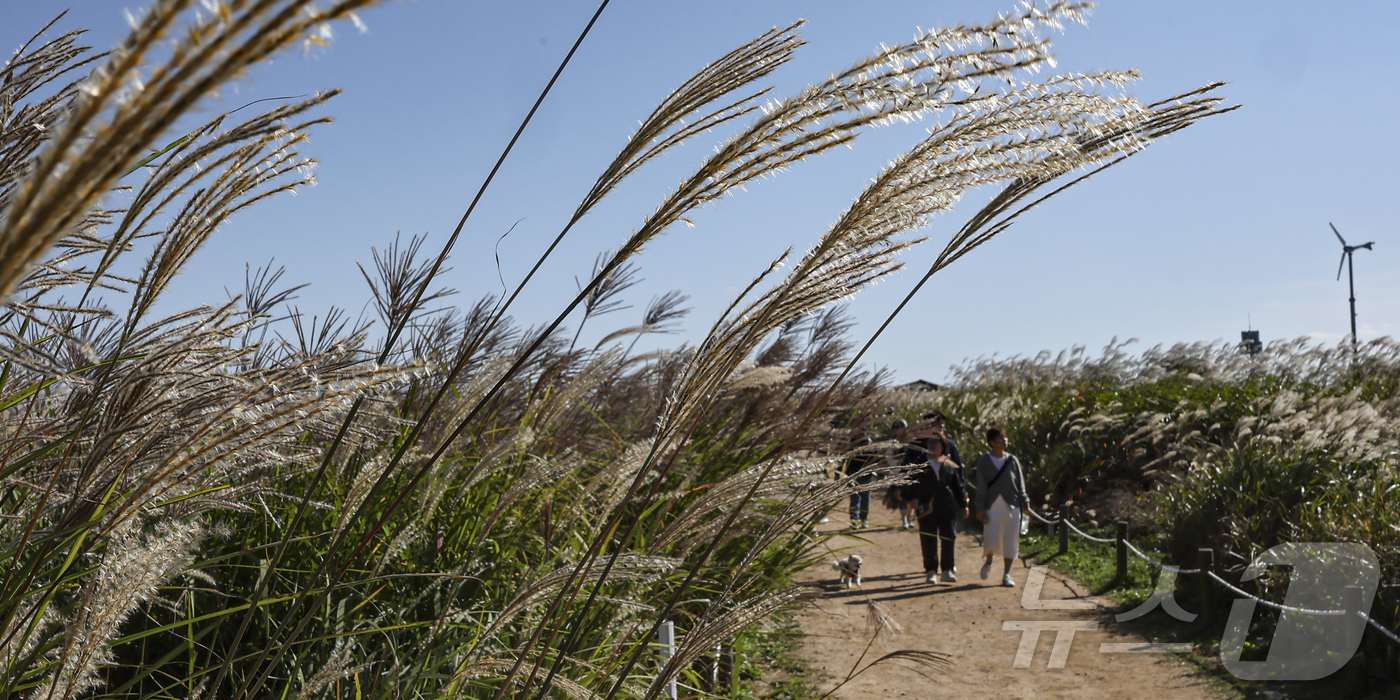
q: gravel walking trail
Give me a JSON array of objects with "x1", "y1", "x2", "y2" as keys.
[{"x1": 789, "y1": 504, "x2": 1229, "y2": 700}]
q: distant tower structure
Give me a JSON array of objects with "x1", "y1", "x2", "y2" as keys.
[{"x1": 1240, "y1": 330, "x2": 1262, "y2": 356}]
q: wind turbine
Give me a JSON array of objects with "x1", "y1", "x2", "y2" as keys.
[{"x1": 1330, "y1": 222, "x2": 1374, "y2": 352}]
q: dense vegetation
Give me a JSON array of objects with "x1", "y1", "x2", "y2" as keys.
[{"x1": 893, "y1": 338, "x2": 1400, "y2": 683}]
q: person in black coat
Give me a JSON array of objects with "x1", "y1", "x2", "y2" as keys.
[
  {"x1": 906, "y1": 432, "x2": 968, "y2": 583},
  {"x1": 899, "y1": 410, "x2": 965, "y2": 529},
  {"x1": 923, "y1": 410, "x2": 965, "y2": 492},
  {"x1": 842, "y1": 424, "x2": 879, "y2": 529}
]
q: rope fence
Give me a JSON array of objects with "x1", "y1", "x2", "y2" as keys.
[
  {"x1": 1061, "y1": 518, "x2": 1116, "y2": 544},
  {"x1": 1123, "y1": 540, "x2": 1200, "y2": 575},
  {"x1": 1369, "y1": 615, "x2": 1400, "y2": 645},
  {"x1": 1204, "y1": 571, "x2": 1346, "y2": 616},
  {"x1": 1021, "y1": 506, "x2": 1400, "y2": 649}
]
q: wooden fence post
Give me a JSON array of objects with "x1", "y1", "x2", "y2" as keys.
[
  {"x1": 1115, "y1": 521, "x2": 1128, "y2": 582},
  {"x1": 1058, "y1": 516, "x2": 1069, "y2": 555},
  {"x1": 1197, "y1": 548, "x2": 1214, "y2": 627}
]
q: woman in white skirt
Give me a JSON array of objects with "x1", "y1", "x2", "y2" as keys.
[{"x1": 974, "y1": 427, "x2": 1030, "y2": 587}]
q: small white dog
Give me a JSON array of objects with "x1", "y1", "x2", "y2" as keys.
[{"x1": 832, "y1": 554, "x2": 863, "y2": 588}]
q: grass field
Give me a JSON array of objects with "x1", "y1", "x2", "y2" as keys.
[{"x1": 0, "y1": 3, "x2": 1235, "y2": 699}]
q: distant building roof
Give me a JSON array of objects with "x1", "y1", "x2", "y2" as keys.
[{"x1": 896, "y1": 379, "x2": 940, "y2": 392}]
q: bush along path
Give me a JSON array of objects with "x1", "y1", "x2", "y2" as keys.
[{"x1": 789, "y1": 504, "x2": 1231, "y2": 700}]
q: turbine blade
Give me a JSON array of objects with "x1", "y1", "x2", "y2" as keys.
[
  {"x1": 1330, "y1": 222, "x2": 1347, "y2": 246},
  {"x1": 1361, "y1": 242, "x2": 1375, "y2": 250},
  {"x1": 1337, "y1": 252, "x2": 1347, "y2": 281}
]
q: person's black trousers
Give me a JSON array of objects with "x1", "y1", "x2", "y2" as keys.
[{"x1": 918, "y1": 510, "x2": 956, "y2": 573}]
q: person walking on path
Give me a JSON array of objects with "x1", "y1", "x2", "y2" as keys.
[
  {"x1": 842, "y1": 424, "x2": 879, "y2": 529},
  {"x1": 899, "y1": 411, "x2": 964, "y2": 530},
  {"x1": 922, "y1": 410, "x2": 963, "y2": 471},
  {"x1": 974, "y1": 426, "x2": 1030, "y2": 587},
  {"x1": 906, "y1": 433, "x2": 968, "y2": 583},
  {"x1": 921, "y1": 410, "x2": 967, "y2": 539}
]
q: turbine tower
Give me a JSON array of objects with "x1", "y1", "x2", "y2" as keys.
[{"x1": 1330, "y1": 222, "x2": 1374, "y2": 352}]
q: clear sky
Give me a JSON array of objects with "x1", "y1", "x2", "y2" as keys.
[{"x1": 7, "y1": 1, "x2": 1398, "y2": 384}]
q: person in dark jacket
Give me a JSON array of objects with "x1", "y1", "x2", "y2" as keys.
[
  {"x1": 922, "y1": 410, "x2": 965, "y2": 497},
  {"x1": 906, "y1": 432, "x2": 968, "y2": 583},
  {"x1": 842, "y1": 424, "x2": 879, "y2": 529},
  {"x1": 900, "y1": 411, "x2": 964, "y2": 530}
]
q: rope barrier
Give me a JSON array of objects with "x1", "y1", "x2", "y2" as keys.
[
  {"x1": 1368, "y1": 616, "x2": 1400, "y2": 645},
  {"x1": 1123, "y1": 541, "x2": 1200, "y2": 575},
  {"x1": 1063, "y1": 519, "x2": 1116, "y2": 544},
  {"x1": 1206, "y1": 572, "x2": 1345, "y2": 615},
  {"x1": 1014, "y1": 506, "x2": 1400, "y2": 646},
  {"x1": 1202, "y1": 572, "x2": 1400, "y2": 643},
  {"x1": 1203, "y1": 573, "x2": 1400, "y2": 643}
]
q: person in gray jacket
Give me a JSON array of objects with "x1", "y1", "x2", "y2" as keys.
[{"x1": 974, "y1": 426, "x2": 1030, "y2": 587}]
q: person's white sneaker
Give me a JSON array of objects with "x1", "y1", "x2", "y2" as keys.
[
  {"x1": 941, "y1": 571, "x2": 956, "y2": 583},
  {"x1": 979, "y1": 560, "x2": 993, "y2": 580},
  {"x1": 1002, "y1": 573, "x2": 1015, "y2": 587},
  {"x1": 926, "y1": 570, "x2": 939, "y2": 584}
]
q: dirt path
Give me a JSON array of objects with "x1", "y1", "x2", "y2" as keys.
[{"x1": 789, "y1": 502, "x2": 1228, "y2": 700}]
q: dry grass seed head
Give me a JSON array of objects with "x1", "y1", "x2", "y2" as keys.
[{"x1": 0, "y1": 0, "x2": 378, "y2": 302}]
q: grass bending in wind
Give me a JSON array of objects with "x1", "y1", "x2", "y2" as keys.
[{"x1": 0, "y1": 3, "x2": 1237, "y2": 700}]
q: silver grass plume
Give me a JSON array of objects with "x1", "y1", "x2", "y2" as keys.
[
  {"x1": 599, "y1": 290, "x2": 691, "y2": 353},
  {"x1": 3, "y1": 300, "x2": 411, "y2": 536},
  {"x1": 77, "y1": 92, "x2": 339, "y2": 329},
  {"x1": 650, "y1": 42, "x2": 1146, "y2": 475},
  {"x1": 449, "y1": 658, "x2": 605, "y2": 700},
  {"x1": 33, "y1": 521, "x2": 205, "y2": 700},
  {"x1": 723, "y1": 364, "x2": 794, "y2": 391},
  {"x1": 0, "y1": 16, "x2": 102, "y2": 216},
  {"x1": 643, "y1": 589, "x2": 802, "y2": 700},
  {"x1": 865, "y1": 599, "x2": 905, "y2": 638},
  {"x1": 358, "y1": 232, "x2": 458, "y2": 361},
  {"x1": 466, "y1": 453, "x2": 584, "y2": 556},
  {"x1": 468, "y1": 19, "x2": 807, "y2": 382},
  {"x1": 645, "y1": 454, "x2": 843, "y2": 555},
  {"x1": 584, "y1": 3, "x2": 1093, "y2": 305},
  {"x1": 0, "y1": 0, "x2": 381, "y2": 303},
  {"x1": 528, "y1": 347, "x2": 624, "y2": 432},
  {"x1": 294, "y1": 639, "x2": 370, "y2": 700},
  {"x1": 476, "y1": 554, "x2": 680, "y2": 644},
  {"x1": 524, "y1": 10, "x2": 1131, "y2": 694}
]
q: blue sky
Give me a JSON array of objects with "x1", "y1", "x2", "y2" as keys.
[{"x1": 7, "y1": 1, "x2": 1398, "y2": 383}]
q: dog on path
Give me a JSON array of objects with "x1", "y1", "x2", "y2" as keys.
[{"x1": 832, "y1": 554, "x2": 863, "y2": 588}]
